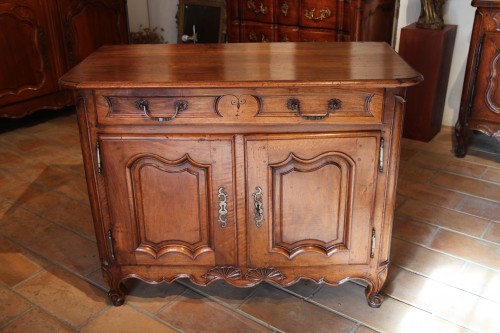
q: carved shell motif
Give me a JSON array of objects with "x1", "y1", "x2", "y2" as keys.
[
  {"x1": 202, "y1": 266, "x2": 242, "y2": 283},
  {"x1": 245, "y1": 268, "x2": 286, "y2": 283}
]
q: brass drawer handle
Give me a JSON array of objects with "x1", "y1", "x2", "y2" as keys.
[
  {"x1": 136, "y1": 99, "x2": 188, "y2": 122},
  {"x1": 304, "y1": 8, "x2": 332, "y2": 22},
  {"x1": 218, "y1": 187, "x2": 228, "y2": 228},
  {"x1": 249, "y1": 31, "x2": 269, "y2": 43},
  {"x1": 253, "y1": 186, "x2": 264, "y2": 228},
  {"x1": 247, "y1": 0, "x2": 268, "y2": 15},
  {"x1": 287, "y1": 98, "x2": 342, "y2": 120},
  {"x1": 281, "y1": 0, "x2": 288, "y2": 16}
]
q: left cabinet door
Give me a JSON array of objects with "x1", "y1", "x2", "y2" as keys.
[
  {"x1": 0, "y1": 0, "x2": 60, "y2": 110},
  {"x1": 98, "y1": 135, "x2": 237, "y2": 267}
]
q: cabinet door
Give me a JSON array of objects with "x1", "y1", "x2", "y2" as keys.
[
  {"x1": 57, "y1": 0, "x2": 128, "y2": 67},
  {"x1": 99, "y1": 135, "x2": 237, "y2": 267},
  {"x1": 246, "y1": 133, "x2": 380, "y2": 267},
  {"x1": 471, "y1": 32, "x2": 500, "y2": 125},
  {"x1": 0, "y1": 0, "x2": 59, "y2": 107}
]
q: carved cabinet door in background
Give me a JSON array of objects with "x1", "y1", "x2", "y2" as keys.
[
  {"x1": 98, "y1": 135, "x2": 237, "y2": 267},
  {"x1": 245, "y1": 133, "x2": 380, "y2": 268}
]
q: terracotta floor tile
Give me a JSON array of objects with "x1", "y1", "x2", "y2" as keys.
[
  {"x1": 384, "y1": 269, "x2": 500, "y2": 333},
  {"x1": 392, "y1": 215, "x2": 437, "y2": 245},
  {"x1": 15, "y1": 162, "x2": 76, "y2": 188},
  {"x1": 158, "y1": 289, "x2": 272, "y2": 332},
  {"x1": 431, "y1": 171, "x2": 500, "y2": 202},
  {"x1": 55, "y1": 177, "x2": 89, "y2": 203},
  {"x1": 239, "y1": 283, "x2": 355, "y2": 333},
  {"x1": 123, "y1": 279, "x2": 186, "y2": 313},
  {"x1": 397, "y1": 199, "x2": 490, "y2": 237},
  {"x1": 1, "y1": 183, "x2": 71, "y2": 215},
  {"x1": 0, "y1": 145, "x2": 27, "y2": 169},
  {"x1": 0, "y1": 284, "x2": 33, "y2": 326},
  {"x1": 401, "y1": 137, "x2": 454, "y2": 156},
  {"x1": 396, "y1": 178, "x2": 464, "y2": 209},
  {"x1": 390, "y1": 238, "x2": 465, "y2": 281},
  {"x1": 81, "y1": 305, "x2": 176, "y2": 333},
  {"x1": 0, "y1": 308, "x2": 75, "y2": 333},
  {"x1": 45, "y1": 200, "x2": 95, "y2": 240},
  {"x1": 0, "y1": 169, "x2": 26, "y2": 194},
  {"x1": 182, "y1": 280, "x2": 257, "y2": 307},
  {"x1": 0, "y1": 208, "x2": 99, "y2": 276},
  {"x1": 455, "y1": 263, "x2": 500, "y2": 303},
  {"x1": 354, "y1": 325, "x2": 379, "y2": 333},
  {"x1": 400, "y1": 147, "x2": 418, "y2": 161},
  {"x1": 430, "y1": 230, "x2": 500, "y2": 270},
  {"x1": 482, "y1": 167, "x2": 500, "y2": 183},
  {"x1": 456, "y1": 196, "x2": 500, "y2": 222},
  {"x1": 410, "y1": 151, "x2": 488, "y2": 178},
  {"x1": 398, "y1": 161, "x2": 435, "y2": 183},
  {"x1": 484, "y1": 222, "x2": 500, "y2": 244},
  {"x1": 312, "y1": 282, "x2": 473, "y2": 333},
  {"x1": 15, "y1": 267, "x2": 107, "y2": 328},
  {"x1": 85, "y1": 269, "x2": 107, "y2": 291},
  {"x1": 0, "y1": 235, "x2": 48, "y2": 286}
]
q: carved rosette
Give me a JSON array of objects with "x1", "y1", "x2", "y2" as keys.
[
  {"x1": 245, "y1": 268, "x2": 286, "y2": 283},
  {"x1": 202, "y1": 266, "x2": 242, "y2": 283}
]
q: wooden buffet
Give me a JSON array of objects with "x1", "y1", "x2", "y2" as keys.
[{"x1": 59, "y1": 42, "x2": 421, "y2": 307}]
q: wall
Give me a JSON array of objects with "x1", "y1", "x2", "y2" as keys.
[{"x1": 127, "y1": 0, "x2": 477, "y2": 126}]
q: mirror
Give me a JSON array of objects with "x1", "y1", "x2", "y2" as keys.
[{"x1": 177, "y1": 0, "x2": 226, "y2": 43}]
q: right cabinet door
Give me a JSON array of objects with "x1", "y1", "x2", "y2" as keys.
[{"x1": 245, "y1": 133, "x2": 381, "y2": 268}]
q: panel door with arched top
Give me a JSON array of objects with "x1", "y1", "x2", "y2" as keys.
[
  {"x1": 245, "y1": 133, "x2": 381, "y2": 268},
  {"x1": 98, "y1": 135, "x2": 237, "y2": 267}
]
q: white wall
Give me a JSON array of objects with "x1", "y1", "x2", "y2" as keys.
[
  {"x1": 127, "y1": 0, "x2": 477, "y2": 126},
  {"x1": 127, "y1": 0, "x2": 178, "y2": 44},
  {"x1": 396, "y1": 0, "x2": 476, "y2": 126}
]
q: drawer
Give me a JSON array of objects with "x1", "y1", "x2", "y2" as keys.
[
  {"x1": 277, "y1": 0, "x2": 299, "y2": 26},
  {"x1": 95, "y1": 89, "x2": 384, "y2": 126},
  {"x1": 239, "y1": 21, "x2": 276, "y2": 42},
  {"x1": 299, "y1": 0, "x2": 340, "y2": 29},
  {"x1": 241, "y1": 0, "x2": 275, "y2": 23},
  {"x1": 299, "y1": 27, "x2": 337, "y2": 42},
  {"x1": 278, "y1": 25, "x2": 300, "y2": 42}
]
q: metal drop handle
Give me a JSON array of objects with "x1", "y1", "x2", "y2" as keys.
[
  {"x1": 286, "y1": 98, "x2": 342, "y2": 120},
  {"x1": 136, "y1": 99, "x2": 188, "y2": 122},
  {"x1": 253, "y1": 186, "x2": 264, "y2": 228}
]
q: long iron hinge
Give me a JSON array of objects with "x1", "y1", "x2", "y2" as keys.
[
  {"x1": 96, "y1": 142, "x2": 102, "y2": 175},
  {"x1": 378, "y1": 138, "x2": 384, "y2": 172},
  {"x1": 107, "y1": 229, "x2": 116, "y2": 260},
  {"x1": 370, "y1": 228, "x2": 376, "y2": 258}
]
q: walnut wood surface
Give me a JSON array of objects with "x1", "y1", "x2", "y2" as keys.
[
  {"x1": 59, "y1": 42, "x2": 422, "y2": 89},
  {"x1": 62, "y1": 42, "x2": 420, "y2": 308}
]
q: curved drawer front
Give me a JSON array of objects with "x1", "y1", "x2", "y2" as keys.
[{"x1": 95, "y1": 88, "x2": 384, "y2": 126}]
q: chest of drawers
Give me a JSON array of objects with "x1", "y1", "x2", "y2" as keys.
[
  {"x1": 60, "y1": 42, "x2": 421, "y2": 307},
  {"x1": 228, "y1": 0, "x2": 396, "y2": 43}
]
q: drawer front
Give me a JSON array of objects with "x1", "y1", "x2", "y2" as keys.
[
  {"x1": 241, "y1": 0, "x2": 275, "y2": 23},
  {"x1": 299, "y1": 0, "x2": 340, "y2": 29},
  {"x1": 95, "y1": 88, "x2": 384, "y2": 126},
  {"x1": 277, "y1": 0, "x2": 299, "y2": 25},
  {"x1": 278, "y1": 25, "x2": 300, "y2": 42},
  {"x1": 299, "y1": 27, "x2": 337, "y2": 42},
  {"x1": 239, "y1": 21, "x2": 276, "y2": 42}
]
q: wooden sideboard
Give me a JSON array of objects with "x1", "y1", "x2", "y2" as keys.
[
  {"x1": 227, "y1": 0, "x2": 396, "y2": 43},
  {"x1": 59, "y1": 42, "x2": 421, "y2": 307},
  {"x1": 0, "y1": 0, "x2": 128, "y2": 118},
  {"x1": 455, "y1": 0, "x2": 500, "y2": 156}
]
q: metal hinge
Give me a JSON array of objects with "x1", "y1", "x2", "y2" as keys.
[
  {"x1": 370, "y1": 228, "x2": 376, "y2": 258},
  {"x1": 107, "y1": 229, "x2": 116, "y2": 260},
  {"x1": 96, "y1": 142, "x2": 102, "y2": 175},
  {"x1": 378, "y1": 138, "x2": 384, "y2": 172}
]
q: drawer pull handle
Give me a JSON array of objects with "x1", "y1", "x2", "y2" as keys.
[
  {"x1": 304, "y1": 8, "x2": 332, "y2": 22},
  {"x1": 281, "y1": 0, "x2": 288, "y2": 16},
  {"x1": 136, "y1": 99, "x2": 188, "y2": 122},
  {"x1": 286, "y1": 98, "x2": 342, "y2": 120},
  {"x1": 247, "y1": 0, "x2": 268, "y2": 15},
  {"x1": 218, "y1": 187, "x2": 228, "y2": 228},
  {"x1": 253, "y1": 186, "x2": 264, "y2": 228},
  {"x1": 249, "y1": 31, "x2": 269, "y2": 43}
]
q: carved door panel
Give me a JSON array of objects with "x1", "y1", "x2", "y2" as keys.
[
  {"x1": 471, "y1": 32, "x2": 500, "y2": 124},
  {"x1": 56, "y1": 0, "x2": 128, "y2": 67},
  {"x1": 246, "y1": 133, "x2": 380, "y2": 267},
  {"x1": 0, "y1": 0, "x2": 59, "y2": 107},
  {"x1": 99, "y1": 135, "x2": 237, "y2": 267}
]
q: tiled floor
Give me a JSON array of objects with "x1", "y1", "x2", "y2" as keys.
[{"x1": 0, "y1": 109, "x2": 499, "y2": 333}]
